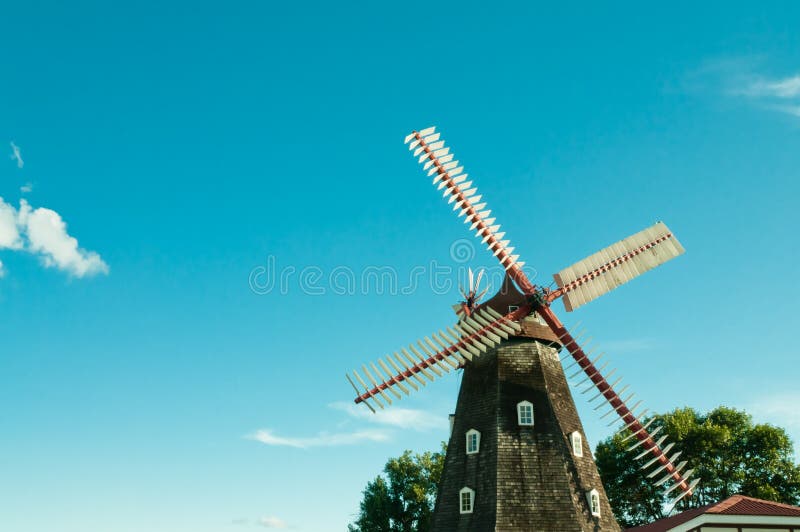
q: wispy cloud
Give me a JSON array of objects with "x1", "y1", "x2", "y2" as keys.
[
  {"x1": 249, "y1": 402, "x2": 445, "y2": 450},
  {"x1": 9, "y1": 141, "x2": 23, "y2": 168},
  {"x1": 20, "y1": 182, "x2": 33, "y2": 194},
  {"x1": 259, "y1": 516, "x2": 289, "y2": 529},
  {"x1": 748, "y1": 392, "x2": 800, "y2": 456},
  {"x1": 598, "y1": 338, "x2": 654, "y2": 354},
  {"x1": 773, "y1": 104, "x2": 800, "y2": 118},
  {"x1": 249, "y1": 428, "x2": 390, "y2": 449},
  {"x1": 229, "y1": 515, "x2": 292, "y2": 528},
  {"x1": 684, "y1": 58, "x2": 800, "y2": 120},
  {"x1": 0, "y1": 259, "x2": 5, "y2": 278},
  {"x1": 749, "y1": 392, "x2": 800, "y2": 429},
  {"x1": 329, "y1": 401, "x2": 446, "y2": 431},
  {"x1": 733, "y1": 73, "x2": 800, "y2": 119},
  {"x1": 0, "y1": 197, "x2": 108, "y2": 278},
  {"x1": 712, "y1": 60, "x2": 800, "y2": 119},
  {"x1": 737, "y1": 75, "x2": 800, "y2": 99}
]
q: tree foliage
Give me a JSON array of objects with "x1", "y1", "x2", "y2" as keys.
[
  {"x1": 596, "y1": 406, "x2": 800, "y2": 528},
  {"x1": 348, "y1": 444, "x2": 446, "y2": 532}
]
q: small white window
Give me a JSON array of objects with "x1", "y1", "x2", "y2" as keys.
[
  {"x1": 508, "y1": 305, "x2": 519, "y2": 313},
  {"x1": 517, "y1": 401, "x2": 534, "y2": 426},
  {"x1": 587, "y1": 489, "x2": 600, "y2": 517},
  {"x1": 466, "y1": 429, "x2": 481, "y2": 454},
  {"x1": 459, "y1": 487, "x2": 475, "y2": 514},
  {"x1": 571, "y1": 431, "x2": 583, "y2": 457}
]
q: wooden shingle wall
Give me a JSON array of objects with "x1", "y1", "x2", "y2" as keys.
[{"x1": 431, "y1": 338, "x2": 621, "y2": 531}]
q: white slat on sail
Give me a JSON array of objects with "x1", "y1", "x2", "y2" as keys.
[
  {"x1": 554, "y1": 222, "x2": 684, "y2": 312},
  {"x1": 348, "y1": 303, "x2": 521, "y2": 412},
  {"x1": 405, "y1": 126, "x2": 523, "y2": 273}
]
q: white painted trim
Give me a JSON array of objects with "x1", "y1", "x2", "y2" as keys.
[
  {"x1": 571, "y1": 431, "x2": 583, "y2": 457},
  {"x1": 466, "y1": 429, "x2": 481, "y2": 455},
  {"x1": 517, "y1": 400, "x2": 534, "y2": 426},
  {"x1": 587, "y1": 489, "x2": 600, "y2": 517},
  {"x1": 459, "y1": 487, "x2": 475, "y2": 514},
  {"x1": 667, "y1": 513, "x2": 800, "y2": 532}
]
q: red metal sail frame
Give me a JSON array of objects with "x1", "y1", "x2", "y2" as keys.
[
  {"x1": 407, "y1": 129, "x2": 535, "y2": 295},
  {"x1": 536, "y1": 305, "x2": 696, "y2": 501},
  {"x1": 350, "y1": 305, "x2": 529, "y2": 407}
]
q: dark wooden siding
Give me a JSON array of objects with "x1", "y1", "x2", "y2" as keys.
[{"x1": 431, "y1": 338, "x2": 621, "y2": 531}]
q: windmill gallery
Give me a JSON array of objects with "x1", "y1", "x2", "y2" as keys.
[{"x1": 345, "y1": 127, "x2": 697, "y2": 531}]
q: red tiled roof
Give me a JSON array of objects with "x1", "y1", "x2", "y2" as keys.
[
  {"x1": 625, "y1": 504, "x2": 712, "y2": 532},
  {"x1": 709, "y1": 494, "x2": 800, "y2": 516},
  {"x1": 625, "y1": 495, "x2": 800, "y2": 531}
]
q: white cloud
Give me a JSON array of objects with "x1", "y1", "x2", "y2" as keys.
[
  {"x1": 0, "y1": 197, "x2": 108, "y2": 278},
  {"x1": 0, "y1": 259, "x2": 5, "y2": 278},
  {"x1": 248, "y1": 404, "x2": 445, "y2": 452},
  {"x1": 259, "y1": 516, "x2": 289, "y2": 529},
  {"x1": 0, "y1": 198, "x2": 23, "y2": 249},
  {"x1": 748, "y1": 392, "x2": 800, "y2": 457},
  {"x1": 10, "y1": 141, "x2": 23, "y2": 168},
  {"x1": 20, "y1": 182, "x2": 33, "y2": 194},
  {"x1": 248, "y1": 428, "x2": 390, "y2": 449},
  {"x1": 749, "y1": 392, "x2": 800, "y2": 429},
  {"x1": 688, "y1": 59, "x2": 800, "y2": 120},
  {"x1": 741, "y1": 75, "x2": 800, "y2": 99},
  {"x1": 725, "y1": 68, "x2": 800, "y2": 119},
  {"x1": 329, "y1": 401, "x2": 446, "y2": 431},
  {"x1": 23, "y1": 201, "x2": 109, "y2": 277},
  {"x1": 773, "y1": 104, "x2": 800, "y2": 118}
]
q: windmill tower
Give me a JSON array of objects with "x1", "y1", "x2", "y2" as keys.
[{"x1": 346, "y1": 127, "x2": 699, "y2": 531}]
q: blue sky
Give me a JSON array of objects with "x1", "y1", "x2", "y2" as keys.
[{"x1": 1, "y1": 2, "x2": 799, "y2": 531}]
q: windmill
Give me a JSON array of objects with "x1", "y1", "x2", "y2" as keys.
[{"x1": 345, "y1": 127, "x2": 698, "y2": 530}]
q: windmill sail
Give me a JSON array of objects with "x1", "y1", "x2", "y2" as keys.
[
  {"x1": 553, "y1": 222, "x2": 685, "y2": 312},
  {"x1": 405, "y1": 127, "x2": 535, "y2": 293},
  {"x1": 347, "y1": 306, "x2": 523, "y2": 412},
  {"x1": 542, "y1": 314, "x2": 698, "y2": 501}
]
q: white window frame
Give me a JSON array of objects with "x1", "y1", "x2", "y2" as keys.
[
  {"x1": 508, "y1": 305, "x2": 519, "y2": 312},
  {"x1": 465, "y1": 429, "x2": 481, "y2": 455},
  {"x1": 459, "y1": 487, "x2": 475, "y2": 514},
  {"x1": 517, "y1": 400, "x2": 534, "y2": 426},
  {"x1": 587, "y1": 489, "x2": 600, "y2": 517},
  {"x1": 571, "y1": 431, "x2": 583, "y2": 457}
]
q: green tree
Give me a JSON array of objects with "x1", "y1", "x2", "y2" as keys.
[
  {"x1": 596, "y1": 406, "x2": 800, "y2": 528},
  {"x1": 349, "y1": 444, "x2": 446, "y2": 532}
]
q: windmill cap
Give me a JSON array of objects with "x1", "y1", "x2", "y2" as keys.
[{"x1": 476, "y1": 274, "x2": 563, "y2": 346}]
